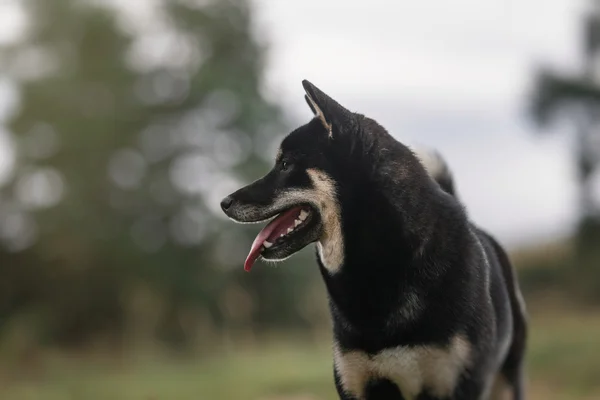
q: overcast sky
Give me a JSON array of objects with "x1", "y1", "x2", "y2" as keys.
[{"x1": 252, "y1": 0, "x2": 588, "y2": 247}]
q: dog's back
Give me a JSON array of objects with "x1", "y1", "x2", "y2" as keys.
[{"x1": 420, "y1": 147, "x2": 528, "y2": 399}]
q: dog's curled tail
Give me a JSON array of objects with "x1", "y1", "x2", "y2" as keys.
[{"x1": 412, "y1": 147, "x2": 456, "y2": 197}]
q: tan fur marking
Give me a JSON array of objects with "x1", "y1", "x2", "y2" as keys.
[
  {"x1": 488, "y1": 374, "x2": 512, "y2": 400},
  {"x1": 306, "y1": 169, "x2": 343, "y2": 273},
  {"x1": 305, "y1": 94, "x2": 333, "y2": 137},
  {"x1": 334, "y1": 335, "x2": 471, "y2": 399},
  {"x1": 258, "y1": 169, "x2": 342, "y2": 271},
  {"x1": 333, "y1": 343, "x2": 371, "y2": 398}
]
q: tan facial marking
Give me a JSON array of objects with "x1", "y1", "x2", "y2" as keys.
[
  {"x1": 334, "y1": 335, "x2": 472, "y2": 399},
  {"x1": 258, "y1": 169, "x2": 342, "y2": 271},
  {"x1": 306, "y1": 169, "x2": 343, "y2": 273}
]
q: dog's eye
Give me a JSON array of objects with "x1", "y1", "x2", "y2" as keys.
[{"x1": 281, "y1": 161, "x2": 289, "y2": 171}]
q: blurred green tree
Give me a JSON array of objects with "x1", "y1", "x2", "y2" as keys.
[
  {"x1": 530, "y1": 2, "x2": 600, "y2": 300},
  {"x1": 0, "y1": 0, "x2": 317, "y2": 349}
]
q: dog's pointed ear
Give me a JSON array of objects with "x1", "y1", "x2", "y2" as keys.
[
  {"x1": 304, "y1": 94, "x2": 317, "y2": 115},
  {"x1": 302, "y1": 80, "x2": 352, "y2": 138}
]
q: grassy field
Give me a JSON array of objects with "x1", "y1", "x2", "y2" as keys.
[{"x1": 1, "y1": 304, "x2": 599, "y2": 400}]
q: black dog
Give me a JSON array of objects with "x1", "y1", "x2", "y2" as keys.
[{"x1": 221, "y1": 80, "x2": 527, "y2": 399}]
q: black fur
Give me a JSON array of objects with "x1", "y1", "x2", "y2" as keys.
[{"x1": 222, "y1": 80, "x2": 527, "y2": 399}]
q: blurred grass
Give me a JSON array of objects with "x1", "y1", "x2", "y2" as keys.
[
  {"x1": 0, "y1": 341, "x2": 336, "y2": 400},
  {"x1": 1, "y1": 303, "x2": 600, "y2": 400},
  {"x1": 526, "y1": 305, "x2": 600, "y2": 399}
]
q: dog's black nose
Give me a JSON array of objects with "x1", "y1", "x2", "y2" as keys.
[{"x1": 220, "y1": 196, "x2": 234, "y2": 212}]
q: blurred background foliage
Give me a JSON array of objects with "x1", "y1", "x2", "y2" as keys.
[
  {"x1": 529, "y1": 1, "x2": 600, "y2": 302},
  {"x1": 0, "y1": 0, "x2": 320, "y2": 354},
  {"x1": 0, "y1": 0, "x2": 599, "y2": 399}
]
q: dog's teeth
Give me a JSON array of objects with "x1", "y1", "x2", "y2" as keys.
[
  {"x1": 280, "y1": 234, "x2": 285, "y2": 237},
  {"x1": 287, "y1": 228, "x2": 293, "y2": 234},
  {"x1": 263, "y1": 241, "x2": 273, "y2": 248},
  {"x1": 299, "y1": 210, "x2": 309, "y2": 221},
  {"x1": 294, "y1": 219, "x2": 302, "y2": 227}
]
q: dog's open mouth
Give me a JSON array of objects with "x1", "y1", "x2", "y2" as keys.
[{"x1": 244, "y1": 205, "x2": 315, "y2": 271}]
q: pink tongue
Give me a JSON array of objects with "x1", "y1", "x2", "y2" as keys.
[{"x1": 244, "y1": 206, "x2": 304, "y2": 272}]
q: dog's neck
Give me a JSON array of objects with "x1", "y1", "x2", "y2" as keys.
[{"x1": 317, "y1": 167, "x2": 469, "y2": 340}]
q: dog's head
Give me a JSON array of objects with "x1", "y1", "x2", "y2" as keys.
[{"x1": 221, "y1": 80, "x2": 413, "y2": 271}]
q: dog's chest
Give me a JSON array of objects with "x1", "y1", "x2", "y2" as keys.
[{"x1": 334, "y1": 335, "x2": 471, "y2": 400}]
